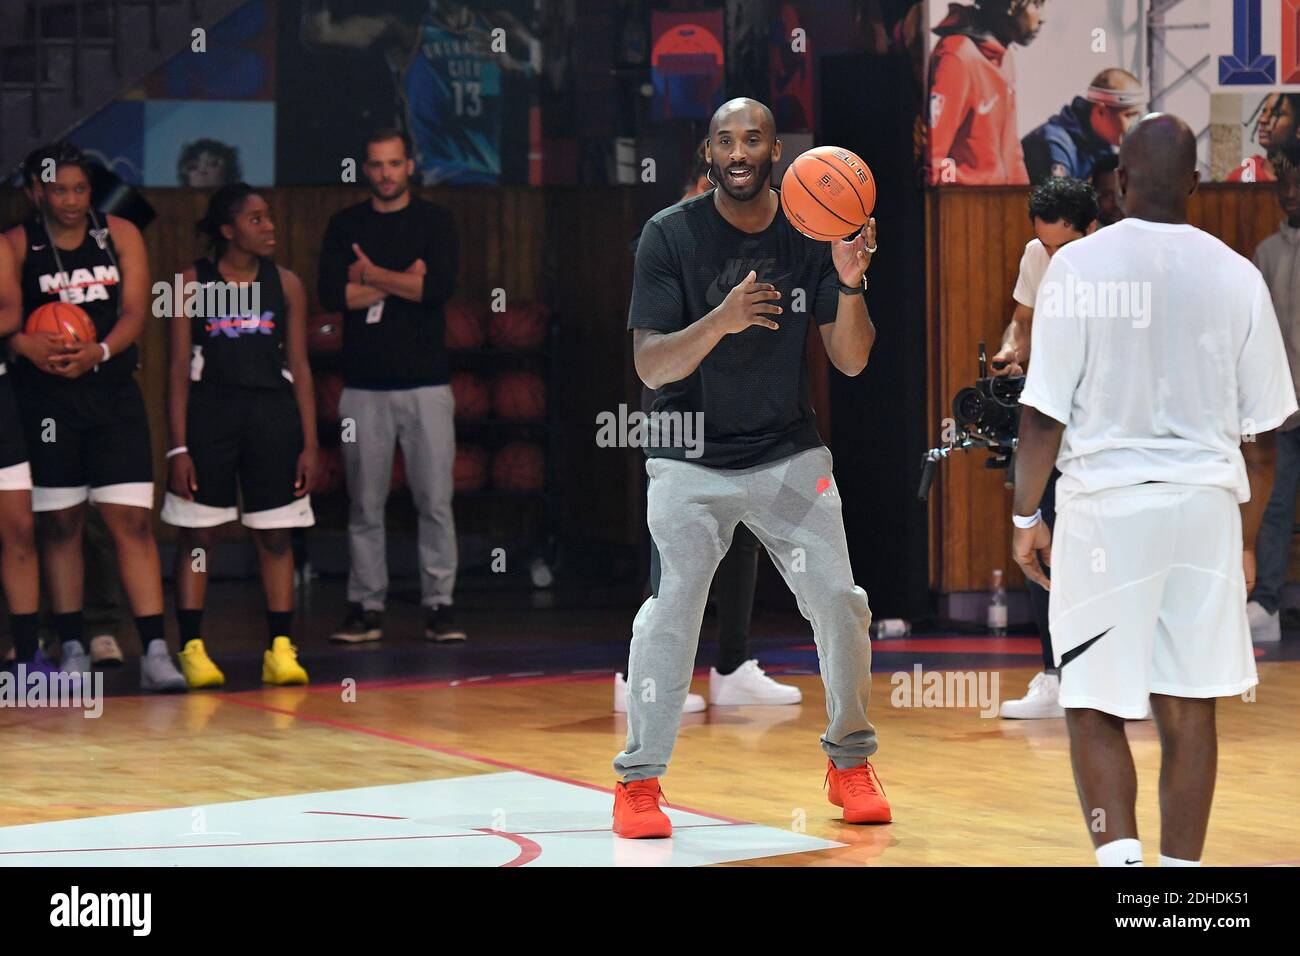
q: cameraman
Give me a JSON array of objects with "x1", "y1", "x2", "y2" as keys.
[{"x1": 990, "y1": 178, "x2": 1099, "y2": 718}]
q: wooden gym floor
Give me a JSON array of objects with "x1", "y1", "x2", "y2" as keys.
[{"x1": 0, "y1": 581, "x2": 1296, "y2": 867}]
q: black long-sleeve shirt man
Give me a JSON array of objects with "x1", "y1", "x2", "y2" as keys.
[{"x1": 318, "y1": 197, "x2": 458, "y2": 389}]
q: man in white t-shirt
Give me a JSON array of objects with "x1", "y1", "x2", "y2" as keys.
[
  {"x1": 991, "y1": 178, "x2": 1099, "y2": 719},
  {"x1": 1010, "y1": 114, "x2": 1297, "y2": 867},
  {"x1": 993, "y1": 179, "x2": 1099, "y2": 378}
]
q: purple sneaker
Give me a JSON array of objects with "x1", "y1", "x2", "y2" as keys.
[{"x1": 13, "y1": 649, "x2": 82, "y2": 691}]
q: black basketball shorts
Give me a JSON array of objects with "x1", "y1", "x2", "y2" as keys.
[{"x1": 161, "y1": 385, "x2": 314, "y2": 529}]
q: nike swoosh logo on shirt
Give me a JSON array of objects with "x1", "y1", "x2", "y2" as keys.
[
  {"x1": 976, "y1": 97, "x2": 999, "y2": 115},
  {"x1": 31, "y1": 244, "x2": 46, "y2": 251}
]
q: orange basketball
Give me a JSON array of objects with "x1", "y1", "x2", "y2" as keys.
[
  {"x1": 25, "y1": 301, "x2": 97, "y2": 345},
  {"x1": 451, "y1": 372, "x2": 490, "y2": 419},
  {"x1": 779, "y1": 146, "x2": 876, "y2": 241},
  {"x1": 491, "y1": 442, "x2": 545, "y2": 492},
  {"x1": 445, "y1": 298, "x2": 487, "y2": 349},
  {"x1": 454, "y1": 444, "x2": 488, "y2": 492},
  {"x1": 491, "y1": 371, "x2": 546, "y2": 419},
  {"x1": 488, "y1": 301, "x2": 548, "y2": 349}
]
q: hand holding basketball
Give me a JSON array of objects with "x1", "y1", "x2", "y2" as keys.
[
  {"x1": 12, "y1": 331, "x2": 75, "y2": 375},
  {"x1": 713, "y1": 270, "x2": 782, "y2": 335},
  {"x1": 51, "y1": 341, "x2": 102, "y2": 379},
  {"x1": 831, "y1": 217, "x2": 877, "y2": 286}
]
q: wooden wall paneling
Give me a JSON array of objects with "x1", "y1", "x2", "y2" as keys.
[{"x1": 928, "y1": 183, "x2": 1296, "y2": 593}]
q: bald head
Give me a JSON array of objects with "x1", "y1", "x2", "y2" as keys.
[
  {"x1": 1118, "y1": 113, "x2": 1198, "y2": 217},
  {"x1": 1091, "y1": 68, "x2": 1141, "y2": 91},
  {"x1": 709, "y1": 98, "x2": 775, "y2": 141}
]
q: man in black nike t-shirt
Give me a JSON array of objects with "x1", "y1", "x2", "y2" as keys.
[{"x1": 611, "y1": 98, "x2": 892, "y2": 838}]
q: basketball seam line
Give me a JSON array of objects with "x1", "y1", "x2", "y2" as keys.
[
  {"x1": 778, "y1": 189, "x2": 842, "y2": 242},
  {"x1": 787, "y1": 165, "x2": 860, "y2": 235},
  {"x1": 806, "y1": 153, "x2": 870, "y2": 221}
]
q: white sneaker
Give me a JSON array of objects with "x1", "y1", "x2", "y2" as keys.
[
  {"x1": 140, "y1": 640, "x2": 188, "y2": 693},
  {"x1": 613, "y1": 672, "x2": 706, "y2": 714},
  {"x1": 709, "y1": 659, "x2": 802, "y2": 705},
  {"x1": 1247, "y1": 601, "x2": 1281, "y2": 643},
  {"x1": 999, "y1": 671, "x2": 1065, "y2": 719},
  {"x1": 61, "y1": 640, "x2": 91, "y2": 675},
  {"x1": 89, "y1": 634, "x2": 124, "y2": 665}
]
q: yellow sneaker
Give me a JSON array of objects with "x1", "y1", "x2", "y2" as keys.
[
  {"x1": 263, "y1": 636, "x2": 308, "y2": 686},
  {"x1": 178, "y1": 638, "x2": 225, "y2": 689}
]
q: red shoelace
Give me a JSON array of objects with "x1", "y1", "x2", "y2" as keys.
[
  {"x1": 826, "y1": 763, "x2": 886, "y2": 798},
  {"x1": 624, "y1": 784, "x2": 667, "y2": 813}
]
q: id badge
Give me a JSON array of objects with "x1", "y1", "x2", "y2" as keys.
[{"x1": 365, "y1": 299, "x2": 385, "y2": 324}]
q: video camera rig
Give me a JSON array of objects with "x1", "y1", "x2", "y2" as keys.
[{"x1": 918, "y1": 342, "x2": 1025, "y2": 500}]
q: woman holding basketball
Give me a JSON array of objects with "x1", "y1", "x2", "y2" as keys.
[
  {"x1": 3, "y1": 141, "x2": 187, "y2": 691},
  {"x1": 162, "y1": 184, "x2": 317, "y2": 687}
]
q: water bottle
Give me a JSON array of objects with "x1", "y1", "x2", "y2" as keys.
[
  {"x1": 988, "y1": 569, "x2": 1008, "y2": 637},
  {"x1": 870, "y1": 618, "x2": 911, "y2": 640}
]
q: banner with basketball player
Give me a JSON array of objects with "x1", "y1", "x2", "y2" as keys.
[
  {"x1": 925, "y1": 0, "x2": 1147, "y2": 186},
  {"x1": 1193, "y1": 0, "x2": 1300, "y2": 182},
  {"x1": 276, "y1": 0, "x2": 538, "y2": 186}
]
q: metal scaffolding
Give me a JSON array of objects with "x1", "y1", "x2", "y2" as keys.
[{"x1": 1147, "y1": 0, "x2": 1213, "y2": 167}]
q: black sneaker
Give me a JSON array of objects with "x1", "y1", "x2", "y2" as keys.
[
  {"x1": 330, "y1": 604, "x2": 383, "y2": 643},
  {"x1": 425, "y1": 606, "x2": 467, "y2": 643}
]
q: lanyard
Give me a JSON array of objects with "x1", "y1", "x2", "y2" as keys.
[{"x1": 40, "y1": 208, "x2": 123, "y2": 315}]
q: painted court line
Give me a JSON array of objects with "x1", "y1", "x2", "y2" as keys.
[
  {"x1": 215, "y1": 695, "x2": 749, "y2": 826},
  {"x1": 0, "y1": 822, "x2": 742, "y2": 859}
]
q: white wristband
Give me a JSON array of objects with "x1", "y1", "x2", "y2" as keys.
[
  {"x1": 166, "y1": 446, "x2": 189, "y2": 460},
  {"x1": 98, "y1": 342, "x2": 111, "y2": 364},
  {"x1": 1013, "y1": 509, "x2": 1042, "y2": 529}
]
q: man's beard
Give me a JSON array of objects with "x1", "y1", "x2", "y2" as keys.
[
  {"x1": 712, "y1": 156, "x2": 772, "y2": 201},
  {"x1": 369, "y1": 179, "x2": 409, "y2": 201}
]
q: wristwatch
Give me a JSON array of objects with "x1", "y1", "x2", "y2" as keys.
[{"x1": 836, "y1": 275, "x2": 867, "y2": 295}]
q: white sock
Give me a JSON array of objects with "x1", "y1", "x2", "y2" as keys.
[
  {"x1": 1096, "y1": 838, "x2": 1143, "y2": 867},
  {"x1": 1159, "y1": 854, "x2": 1200, "y2": 867}
]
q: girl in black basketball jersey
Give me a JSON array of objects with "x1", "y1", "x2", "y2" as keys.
[
  {"x1": 163, "y1": 184, "x2": 318, "y2": 687},
  {"x1": 0, "y1": 232, "x2": 46, "y2": 676},
  {"x1": 3, "y1": 142, "x2": 187, "y2": 692}
]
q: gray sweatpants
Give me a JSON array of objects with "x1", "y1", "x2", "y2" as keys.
[
  {"x1": 339, "y1": 384, "x2": 457, "y2": 611},
  {"x1": 613, "y1": 445, "x2": 877, "y2": 780}
]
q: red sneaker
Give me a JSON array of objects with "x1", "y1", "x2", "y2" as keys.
[
  {"x1": 825, "y1": 759, "x2": 892, "y2": 824},
  {"x1": 613, "y1": 778, "x2": 673, "y2": 839}
]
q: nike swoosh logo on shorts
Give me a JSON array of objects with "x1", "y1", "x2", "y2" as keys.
[
  {"x1": 1059, "y1": 626, "x2": 1115, "y2": 667},
  {"x1": 976, "y1": 97, "x2": 998, "y2": 115},
  {"x1": 31, "y1": 244, "x2": 46, "y2": 251}
]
